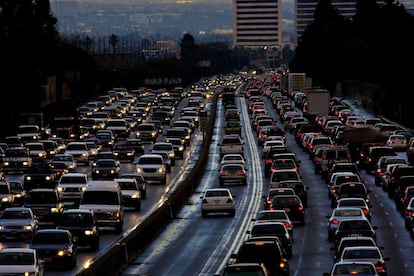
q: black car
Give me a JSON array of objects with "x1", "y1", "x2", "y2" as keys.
[
  {"x1": 233, "y1": 238, "x2": 289, "y2": 276},
  {"x1": 91, "y1": 159, "x2": 121, "y2": 180},
  {"x1": 56, "y1": 209, "x2": 100, "y2": 251},
  {"x1": 23, "y1": 163, "x2": 56, "y2": 191},
  {"x1": 23, "y1": 188, "x2": 64, "y2": 226},
  {"x1": 163, "y1": 137, "x2": 186, "y2": 159},
  {"x1": 270, "y1": 194, "x2": 305, "y2": 225},
  {"x1": 30, "y1": 229, "x2": 78, "y2": 269},
  {"x1": 113, "y1": 141, "x2": 136, "y2": 162},
  {"x1": 125, "y1": 138, "x2": 145, "y2": 156}
]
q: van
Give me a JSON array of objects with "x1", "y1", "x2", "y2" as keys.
[{"x1": 79, "y1": 180, "x2": 124, "y2": 233}]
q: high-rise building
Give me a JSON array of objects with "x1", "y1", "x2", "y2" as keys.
[
  {"x1": 232, "y1": 0, "x2": 283, "y2": 50},
  {"x1": 295, "y1": 0, "x2": 356, "y2": 45}
]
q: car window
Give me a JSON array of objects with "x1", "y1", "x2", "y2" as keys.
[{"x1": 0, "y1": 252, "x2": 35, "y2": 265}]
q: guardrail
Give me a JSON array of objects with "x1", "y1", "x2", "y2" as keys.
[{"x1": 76, "y1": 92, "x2": 219, "y2": 276}]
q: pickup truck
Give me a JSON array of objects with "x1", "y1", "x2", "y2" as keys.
[{"x1": 219, "y1": 134, "x2": 244, "y2": 159}]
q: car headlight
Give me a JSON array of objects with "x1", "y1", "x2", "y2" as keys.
[
  {"x1": 1, "y1": 197, "x2": 9, "y2": 202},
  {"x1": 84, "y1": 230, "x2": 95, "y2": 236},
  {"x1": 45, "y1": 176, "x2": 52, "y2": 181},
  {"x1": 158, "y1": 167, "x2": 166, "y2": 173},
  {"x1": 110, "y1": 169, "x2": 116, "y2": 174},
  {"x1": 25, "y1": 176, "x2": 32, "y2": 181},
  {"x1": 57, "y1": 249, "x2": 71, "y2": 256},
  {"x1": 51, "y1": 207, "x2": 60, "y2": 213},
  {"x1": 168, "y1": 152, "x2": 175, "y2": 158},
  {"x1": 3, "y1": 162, "x2": 9, "y2": 166},
  {"x1": 0, "y1": 225, "x2": 4, "y2": 231},
  {"x1": 131, "y1": 192, "x2": 141, "y2": 198},
  {"x1": 23, "y1": 225, "x2": 33, "y2": 231},
  {"x1": 136, "y1": 167, "x2": 143, "y2": 173},
  {"x1": 178, "y1": 146, "x2": 184, "y2": 151},
  {"x1": 23, "y1": 161, "x2": 30, "y2": 166},
  {"x1": 57, "y1": 187, "x2": 63, "y2": 192},
  {"x1": 82, "y1": 153, "x2": 88, "y2": 157}
]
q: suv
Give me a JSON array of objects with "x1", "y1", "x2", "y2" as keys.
[
  {"x1": 0, "y1": 182, "x2": 14, "y2": 210},
  {"x1": 219, "y1": 134, "x2": 245, "y2": 159},
  {"x1": 361, "y1": 146, "x2": 396, "y2": 174},
  {"x1": 135, "y1": 123, "x2": 158, "y2": 143},
  {"x1": 2, "y1": 147, "x2": 33, "y2": 174},
  {"x1": 56, "y1": 208, "x2": 100, "y2": 251},
  {"x1": 23, "y1": 163, "x2": 56, "y2": 191},
  {"x1": 217, "y1": 263, "x2": 270, "y2": 276},
  {"x1": 134, "y1": 154, "x2": 167, "y2": 184},
  {"x1": 114, "y1": 178, "x2": 142, "y2": 211},
  {"x1": 56, "y1": 173, "x2": 88, "y2": 208},
  {"x1": 231, "y1": 239, "x2": 289, "y2": 276},
  {"x1": 79, "y1": 180, "x2": 124, "y2": 234},
  {"x1": 23, "y1": 188, "x2": 64, "y2": 226}
]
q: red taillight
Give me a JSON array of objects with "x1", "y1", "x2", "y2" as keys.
[
  {"x1": 405, "y1": 210, "x2": 413, "y2": 217},
  {"x1": 284, "y1": 222, "x2": 291, "y2": 228},
  {"x1": 375, "y1": 263, "x2": 386, "y2": 271},
  {"x1": 363, "y1": 209, "x2": 369, "y2": 216},
  {"x1": 220, "y1": 172, "x2": 228, "y2": 176},
  {"x1": 331, "y1": 219, "x2": 339, "y2": 225},
  {"x1": 238, "y1": 171, "x2": 246, "y2": 176},
  {"x1": 298, "y1": 206, "x2": 304, "y2": 211}
]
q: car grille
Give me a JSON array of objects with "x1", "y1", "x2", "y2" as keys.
[
  {"x1": 32, "y1": 207, "x2": 50, "y2": 216},
  {"x1": 64, "y1": 187, "x2": 82, "y2": 192},
  {"x1": 95, "y1": 212, "x2": 114, "y2": 220},
  {"x1": 5, "y1": 225, "x2": 23, "y2": 230},
  {"x1": 143, "y1": 168, "x2": 157, "y2": 173}
]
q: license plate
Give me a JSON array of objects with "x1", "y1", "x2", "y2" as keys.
[
  {"x1": 214, "y1": 200, "x2": 221, "y2": 204},
  {"x1": 283, "y1": 208, "x2": 290, "y2": 212}
]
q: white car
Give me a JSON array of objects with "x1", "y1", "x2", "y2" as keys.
[
  {"x1": 220, "y1": 154, "x2": 246, "y2": 166},
  {"x1": 135, "y1": 154, "x2": 167, "y2": 184},
  {"x1": 0, "y1": 248, "x2": 44, "y2": 276},
  {"x1": 51, "y1": 153, "x2": 77, "y2": 172},
  {"x1": 150, "y1": 142, "x2": 175, "y2": 166},
  {"x1": 64, "y1": 141, "x2": 90, "y2": 165},
  {"x1": 200, "y1": 188, "x2": 236, "y2": 217}
]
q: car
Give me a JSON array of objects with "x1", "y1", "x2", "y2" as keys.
[
  {"x1": 23, "y1": 163, "x2": 56, "y2": 191},
  {"x1": 274, "y1": 180, "x2": 309, "y2": 208},
  {"x1": 150, "y1": 142, "x2": 176, "y2": 166},
  {"x1": 0, "y1": 181, "x2": 14, "y2": 210},
  {"x1": 331, "y1": 182, "x2": 371, "y2": 208},
  {"x1": 0, "y1": 207, "x2": 39, "y2": 241},
  {"x1": 269, "y1": 194, "x2": 305, "y2": 225},
  {"x1": 362, "y1": 146, "x2": 396, "y2": 174},
  {"x1": 79, "y1": 180, "x2": 124, "y2": 234},
  {"x1": 135, "y1": 123, "x2": 158, "y2": 143},
  {"x1": 30, "y1": 229, "x2": 78, "y2": 270},
  {"x1": 2, "y1": 146, "x2": 33, "y2": 174},
  {"x1": 8, "y1": 180, "x2": 26, "y2": 206},
  {"x1": 200, "y1": 188, "x2": 236, "y2": 217},
  {"x1": 322, "y1": 261, "x2": 379, "y2": 276},
  {"x1": 334, "y1": 218, "x2": 378, "y2": 249},
  {"x1": 247, "y1": 221, "x2": 293, "y2": 258},
  {"x1": 220, "y1": 153, "x2": 246, "y2": 166},
  {"x1": 269, "y1": 169, "x2": 301, "y2": 189},
  {"x1": 0, "y1": 248, "x2": 45, "y2": 276},
  {"x1": 216, "y1": 262, "x2": 270, "y2": 276},
  {"x1": 50, "y1": 161, "x2": 69, "y2": 181},
  {"x1": 163, "y1": 137, "x2": 186, "y2": 159},
  {"x1": 56, "y1": 172, "x2": 89, "y2": 207},
  {"x1": 328, "y1": 172, "x2": 363, "y2": 200},
  {"x1": 374, "y1": 155, "x2": 407, "y2": 186},
  {"x1": 134, "y1": 154, "x2": 167, "y2": 184},
  {"x1": 218, "y1": 164, "x2": 247, "y2": 186},
  {"x1": 91, "y1": 158, "x2": 121, "y2": 180},
  {"x1": 230, "y1": 239, "x2": 289, "y2": 276},
  {"x1": 333, "y1": 236, "x2": 381, "y2": 263},
  {"x1": 262, "y1": 139, "x2": 286, "y2": 158},
  {"x1": 339, "y1": 246, "x2": 390, "y2": 276},
  {"x1": 113, "y1": 141, "x2": 136, "y2": 162},
  {"x1": 115, "y1": 178, "x2": 142, "y2": 211},
  {"x1": 56, "y1": 209, "x2": 100, "y2": 251},
  {"x1": 336, "y1": 197, "x2": 372, "y2": 221},
  {"x1": 224, "y1": 120, "x2": 242, "y2": 135},
  {"x1": 51, "y1": 153, "x2": 77, "y2": 172},
  {"x1": 84, "y1": 139, "x2": 102, "y2": 160},
  {"x1": 23, "y1": 188, "x2": 64, "y2": 226},
  {"x1": 326, "y1": 207, "x2": 368, "y2": 242},
  {"x1": 38, "y1": 139, "x2": 59, "y2": 159},
  {"x1": 326, "y1": 162, "x2": 361, "y2": 183},
  {"x1": 403, "y1": 196, "x2": 414, "y2": 228},
  {"x1": 263, "y1": 187, "x2": 296, "y2": 210},
  {"x1": 268, "y1": 158, "x2": 299, "y2": 178},
  {"x1": 253, "y1": 209, "x2": 294, "y2": 235},
  {"x1": 118, "y1": 173, "x2": 147, "y2": 199},
  {"x1": 385, "y1": 134, "x2": 408, "y2": 151},
  {"x1": 64, "y1": 141, "x2": 90, "y2": 165}
]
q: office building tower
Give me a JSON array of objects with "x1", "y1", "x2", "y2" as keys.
[{"x1": 233, "y1": 0, "x2": 283, "y2": 50}]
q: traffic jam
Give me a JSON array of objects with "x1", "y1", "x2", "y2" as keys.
[
  {"x1": 0, "y1": 70, "x2": 413, "y2": 275},
  {"x1": 0, "y1": 85, "x2": 211, "y2": 274},
  {"x1": 214, "y1": 72, "x2": 414, "y2": 276}
]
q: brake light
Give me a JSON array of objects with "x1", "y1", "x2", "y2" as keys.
[
  {"x1": 331, "y1": 219, "x2": 339, "y2": 225},
  {"x1": 363, "y1": 209, "x2": 369, "y2": 216},
  {"x1": 298, "y1": 206, "x2": 304, "y2": 211},
  {"x1": 238, "y1": 171, "x2": 246, "y2": 176},
  {"x1": 279, "y1": 261, "x2": 287, "y2": 269},
  {"x1": 220, "y1": 172, "x2": 228, "y2": 176}
]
